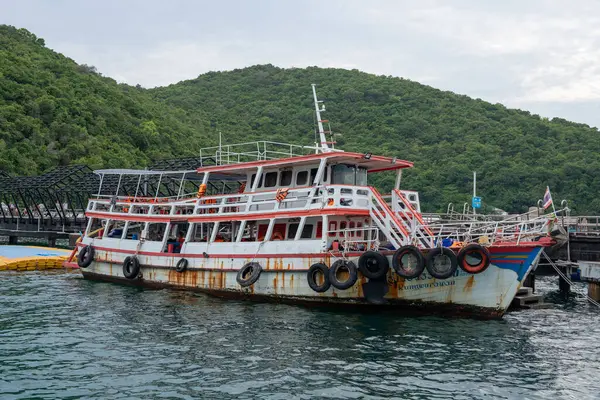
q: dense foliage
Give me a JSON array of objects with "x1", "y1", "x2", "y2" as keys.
[
  {"x1": 2, "y1": 25, "x2": 600, "y2": 213},
  {"x1": 0, "y1": 25, "x2": 211, "y2": 174}
]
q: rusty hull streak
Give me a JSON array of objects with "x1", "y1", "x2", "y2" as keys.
[
  {"x1": 463, "y1": 275, "x2": 475, "y2": 292},
  {"x1": 81, "y1": 269, "x2": 505, "y2": 319}
]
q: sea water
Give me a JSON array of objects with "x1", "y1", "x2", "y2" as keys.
[{"x1": 1, "y1": 271, "x2": 599, "y2": 399}]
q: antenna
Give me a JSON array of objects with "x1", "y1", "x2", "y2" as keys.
[{"x1": 311, "y1": 84, "x2": 334, "y2": 153}]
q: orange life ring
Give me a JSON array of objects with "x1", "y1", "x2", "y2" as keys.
[
  {"x1": 457, "y1": 244, "x2": 490, "y2": 274},
  {"x1": 272, "y1": 232, "x2": 284, "y2": 241}
]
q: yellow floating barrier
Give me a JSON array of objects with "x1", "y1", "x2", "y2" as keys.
[{"x1": 0, "y1": 245, "x2": 73, "y2": 272}]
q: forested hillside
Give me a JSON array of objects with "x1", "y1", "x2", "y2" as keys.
[
  {"x1": 0, "y1": 25, "x2": 213, "y2": 174},
  {"x1": 152, "y1": 66, "x2": 600, "y2": 213},
  {"x1": 2, "y1": 25, "x2": 600, "y2": 213}
]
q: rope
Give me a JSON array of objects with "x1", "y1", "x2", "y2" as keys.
[
  {"x1": 541, "y1": 251, "x2": 600, "y2": 308},
  {"x1": 250, "y1": 240, "x2": 266, "y2": 263}
]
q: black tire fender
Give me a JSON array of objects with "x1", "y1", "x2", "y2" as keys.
[
  {"x1": 329, "y1": 260, "x2": 358, "y2": 290},
  {"x1": 175, "y1": 258, "x2": 188, "y2": 273},
  {"x1": 457, "y1": 244, "x2": 490, "y2": 274},
  {"x1": 307, "y1": 263, "x2": 330, "y2": 292},
  {"x1": 426, "y1": 247, "x2": 458, "y2": 279},
  {"x1": 77, "y1": 245, "x2": 95, "y2": 268},
  {"x1": 236, "y1": 262, "x2": 262, "y2": 287},
  {"x1": 123, "y1": 256, "x2": 141, "y2": 280},
  {"x1": 358, "y1": 251, "x2": 389, "y2": 280},
  {"x1": 392, "y1": 245, "x2": 425, "y2": 279}
]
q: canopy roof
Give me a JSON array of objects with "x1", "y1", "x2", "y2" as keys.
[{"x1": 196, "y1": 152, "x2": 413, "y2": 175}]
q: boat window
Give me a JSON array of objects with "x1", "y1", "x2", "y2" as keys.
[
  {"x1": 357, "y1": 189, "x2": 369, "y2": 196},
  {"x1": 349, "y1": 222, "x2": 355, "y2": 237},
  {"x1": 287, "y1": 223, "x2": 299, "y2": 239},
  {"x1": 316, "y1": 221, "x2": 323, "y2": 238},
  {"x1": 328, "y1": 221, "x2": 337, "y2": 237},
  {"x1": 168, "y1": 222, "x2": 189, "y2": 242},
  {"x1": 239, "y1": 221, "x2": 257, "y2": 242},
  {"x1": 340, "y1": 221, "x2": 347, "y2": 232},
  {"x1": 250, "y1": 173, "x2": 264, "y2": 189},
  {"x1": 310, "y1": 168, "x2": 318, "y2": 185},
  {"x1": 323, "y1": 166, "x2": 328, "y2": 182},
  {"x1": 215, "y1": 222, "x2": 233, "y2": 242},
  {"x1": 190, "y1": 223, "x2": 213, "y2": 242},
  {"x1": 356, "y1": 167, "x2": 368, "y2": 186},
  {"x1": 257, "y1": 224, "x2": 269, "y2": 241},
  {"x1": 296, "y1": 171, "x2": 308, "y2": 186},
  {"x1": 147, "y1": 223, "x2": 167, "y2": 242},
  {"x1": 271, "y1": 223, "x2": 286, "y2": 241},
  {"x1": 123, "y1": 222, "x2": 144, "y2": 240},
  {"x1": 280, "y1": 170, "x2": 292, "y2": 186},
  {"x1": 105, "y1": 220, "x2": 126, "y2": 238},
  {"x1": 332, "y1": 164, "x2": 356, "y2": 185},
  {"x1": 264, "y1": 172, "x2": 278, "y2": 188},
  {"x1": 301, "y1": 224, "x2": 314, "y2": 239},
  {"x1": 86, "y1": 218, "x2": 104, "y2": 238}
]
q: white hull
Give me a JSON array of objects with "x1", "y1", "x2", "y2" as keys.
[{"x1": 76, "y1": 243, "x2": 543, "y2": 319}]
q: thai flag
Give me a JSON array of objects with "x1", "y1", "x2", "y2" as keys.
[{"x1": 543, "y1": 186, "x2": 553, "y2": 210}]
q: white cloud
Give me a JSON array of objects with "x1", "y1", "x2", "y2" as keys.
[{"x1": 4, "y1": 0, "x2": 600, "y2": 126}]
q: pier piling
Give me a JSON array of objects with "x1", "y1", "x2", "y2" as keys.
[
  {"x1": 559, "y1": 275, "x2": 571, "y2": 294},
  {"x1": 589, "y1": 282, "x2": 600, "y2": 302}
]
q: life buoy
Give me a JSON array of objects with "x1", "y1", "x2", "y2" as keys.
[
  {"x1": 457, "y1": 244, "x2": 490, "y2": 274},
  {"x1": 329, "y1": 260, "x2": 358, "y2": 290},
  {"x1": 392, "y1": 245, "x2": 425, "y2": 279},
  {"x1": 236, "y1": 262, "x2": 262, "y2": 287},
  {"x1": 358, "y1": 251, "x2": 389, "y2": 280},
  {"x1": 123, "y1": 256, "x2": 141, "y2": 280},
  {"x1": 272, "y1": 232, "x2": 284, "y2": 241},
  {"x1": 77, "y1": 245, "x2": 95, "y2": 268},
  {"x1": 175, "y1": 258, "x2": 188, "y2": 273},
  {"x1": 426, "y1": 247, "x2": 458, "y2": 279},
  {"x1": 307, "y1": 263, "x2": 330, "y2": 292}
]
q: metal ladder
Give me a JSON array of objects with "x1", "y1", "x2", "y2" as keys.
[
  {"x1": 368, "y1": 187, "x2": 412, "y2": 249},
  {"x1": 392, "y1": 189, "x2": 435, "y2": 248}
]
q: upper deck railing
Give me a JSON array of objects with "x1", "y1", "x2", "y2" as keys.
[{"x1": 198, "y1": 141, "x2": 324, "y2": 167}]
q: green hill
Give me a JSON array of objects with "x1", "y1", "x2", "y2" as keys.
[
  {"x1": 0, "y1": 25, "x2": 213, "y2": 174},
  {"x1": 2, "y1": 25, "x2": 600, "y2": 213}
]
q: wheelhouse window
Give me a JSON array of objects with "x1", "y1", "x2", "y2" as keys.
[
  {"x1": 332, "y1": 165, "x2": 368, "y2": 186},
  {"x1": 296, "y1": 171, "x2": 308, "y2": 186},
  {"x1": 310, "y1": 168, "x2": 318, "y2": 185},
  {"x1": 250, "y1": 173, "x2": 263, "y2": 189},
  {"x1": 264, "y1": 172, "x2": 278, "y2": 188},
  {"x1": 280, "y1": 170, "x2": 292, "y2": 186},
  {"x1": 356, "y1": 167, "x2": 367, "y2": 186},
  {"x1": 332, "y1": 165, "x2": 355, "y2": 185}
]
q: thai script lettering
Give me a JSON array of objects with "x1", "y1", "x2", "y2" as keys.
[{"x1": 399, "y1": 280, "x2": 456, "y2": 291}]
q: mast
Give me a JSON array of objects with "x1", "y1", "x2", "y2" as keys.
[{"x1": 311, "y1": 84, "x2": 334, "y2": 153}]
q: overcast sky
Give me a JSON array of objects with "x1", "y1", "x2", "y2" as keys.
[{"x1": 3, "y1": 0, "x2": 600, "y2": 127}]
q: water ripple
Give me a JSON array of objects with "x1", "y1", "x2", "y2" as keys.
[{"x1": 1, "y1": 272, "x2": 599, "y2": 399}]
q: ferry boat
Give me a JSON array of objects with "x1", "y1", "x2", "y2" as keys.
[{"x1": 66, "y1": 85, "x2": 556, "y2": 319}]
